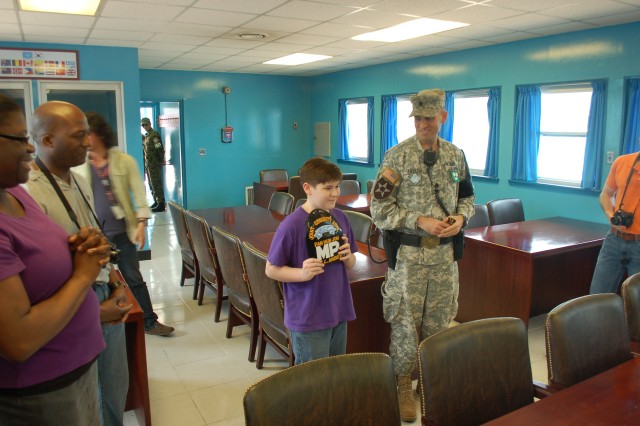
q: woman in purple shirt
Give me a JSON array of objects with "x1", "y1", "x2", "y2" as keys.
[{"x1": 0, "y1": 94, "x2": 110, "y2": 425}]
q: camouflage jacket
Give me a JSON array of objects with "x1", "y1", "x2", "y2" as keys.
[{"x1": 143, "y1": 129, "x2": 164, "y2": 165}]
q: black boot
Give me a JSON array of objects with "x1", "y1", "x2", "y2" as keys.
[
  {"x1": 150, "y1": 201, "x2": 158, "y2": 209},
  {"x1": 151, "y1": 201, "x2": 165, "y2": 212}
]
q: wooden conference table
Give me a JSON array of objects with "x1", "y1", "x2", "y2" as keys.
[
  {"x1": 190, "y1": 204, "x2": 390, "y2": 354},
  {"x1": 252, "y1": 180, "x2": 289, "y2": 209},
  {"x1": 456, "y1": 217, "x2": 610, "y2": 326},
  {"x1": 485, "y1": 357, "x2": 640, "y2": 425},
  {"x1": 121, "y1": 281, "x2": 151, "y2": 426},
  {"x1": 336, "y1": 193, "x2": 372, "y2": 216}
]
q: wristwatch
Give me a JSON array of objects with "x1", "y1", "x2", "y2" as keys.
[{"x1": 108, "y1": 280, "x2": 125, "y2": 291}]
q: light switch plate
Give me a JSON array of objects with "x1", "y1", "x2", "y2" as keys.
[{"x1": 198, "y1": 148, "x2": 206, "y2": 156}]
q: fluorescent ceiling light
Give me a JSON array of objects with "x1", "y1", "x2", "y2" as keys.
[
  {"x1": 20, "y1": 0, "x2": 101, "y2": 15},
  {"x1": 352, "y1": 18, "x2": 468, "y2": 43},
  {"x1": 264, "y1": 53, "x2": 332, "y2": 66}
]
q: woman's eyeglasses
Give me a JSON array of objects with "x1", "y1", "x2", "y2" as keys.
[{"x1": 0, "y1": 133, "x2": 31, "y2": 144}]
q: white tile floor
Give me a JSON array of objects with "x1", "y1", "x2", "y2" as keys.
[{"x1": 124, "y1": 210, "x2": 549, "y2": 426}]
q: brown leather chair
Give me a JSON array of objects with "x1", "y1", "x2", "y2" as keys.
[
  {"x1": 343, "y1": 210, "x2": 372, "y2": 245},
  {"x1": 467, "y1": 203, "x2": 490, "y2": 228},
  {"x1": 244, "y1": 353, "x2": 400, "y2": 426},
  {"x1": 259, "y1": 169, "x2": 288, "y2": 182},
  {"x1": 241, "y1": 241, "x2": 294, "y2": 369},
  {"x1": 339, "y1": 179, "x2": 360, "y2": 196},
  {"x1": 486, "y1": 198, "x2": 525, "y2": 225},
  {"x1": 342, "y1": 172, "x2": 358, "y2": 181},
  {"x1": 545, "y1": 293, "x2": 632, "y2": 390},
  {"x1": 184, "y1": 211, "x2": 227, "y2": 321},
  {"x1": 419, "y1": 317, "x2": 547, "y2": 426},
  {"x1": 294, "y1": 198, "x2": 306, "y2": 209},
  {"x1": 268, "y1": 192, "x2": 294, "y2": 216},
  {"x1": 210, "y1": 226, "x2": 258, "y2": 362},
  {"x1": 287, "y1": 175, "x2": 306, "y2": 206},
  {"x1": 167, "y1": 201, "x2": 199, "y2": 299},
  {"x1": 622, "y1": 273, "x2": 640, "y2": 356},
  {"x1": 366, "y1": 179, "x2": 374, "y2": 194}
]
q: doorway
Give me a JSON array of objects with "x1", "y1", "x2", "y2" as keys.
[{"x1": 140, "y1": 101, "x2": 185, "y2": 207}]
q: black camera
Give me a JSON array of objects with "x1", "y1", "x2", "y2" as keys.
[
  {"x1": 610, "y1": 209, "x2": 634, "y2": 227},
  {"x1": 109, "y1": 243, "x2": 121, "y2": 264}
]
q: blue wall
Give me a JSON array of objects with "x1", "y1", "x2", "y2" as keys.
[
  {"x1": 139, "y1": 70, "x2": 310, "y2": 209},
  {"x1": 5, "y1": 21, "x2": 640, "y2": 223},
  {"x1": 0, "y1": 42, "x2": 142, "y2": 169},
  {"x1": 308, "y1": 22, "x2": 640, "y2": 225}
]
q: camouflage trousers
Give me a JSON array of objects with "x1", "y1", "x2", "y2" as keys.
[
  {"x1": 381, "y1": 246, "x2": 459, "y2": 376},
  {"x1": 146, "y1": 164, "x2": 165, "y2": 204}
]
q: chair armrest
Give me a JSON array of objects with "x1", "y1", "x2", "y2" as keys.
[{"x1": 533, "y1": 380, "x2": 556, "y2": 399}]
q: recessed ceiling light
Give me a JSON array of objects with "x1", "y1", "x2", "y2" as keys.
[
  {"x1": 264, "y1": 53, "x2": 332, "y2": 66},
  {"x1": 352, "y1": 18, "x2": 468, "y2": 43},
  {"x1": 238, "y1": 33, "x2": 267, "y2": 40},
  {"x1": 20, "y1": 0, "x2": 101, "y2": 15}
]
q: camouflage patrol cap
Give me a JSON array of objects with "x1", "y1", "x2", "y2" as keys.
[
  {"x1": 409, "y1": 89, "x2": 445, "y2": 118},
  {"x1": 141, "y1": 117, "x2": 151, "y2": 126}
]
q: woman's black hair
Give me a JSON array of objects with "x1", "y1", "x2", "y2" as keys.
[{"x1": 85, "y1": 111, "x2": 117, "y2": 148}]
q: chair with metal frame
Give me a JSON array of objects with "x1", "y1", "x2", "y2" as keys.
[
  {"x1": 621, "y1": 272, "x2": 640, "y2": 356},
  {"x1": 486, "y1": 198, "x2": 525, "y2": 225},
  {"x1": 268, "y1": 192, "x2": 295, "y2": 216},
  {"x1": 259, "y1": 169, "x2": 288, "y2": 182},
  {"x1": 339, "y1": 180, "x2": 360, "y2": 196}
]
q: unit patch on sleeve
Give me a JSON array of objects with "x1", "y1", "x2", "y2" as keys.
[{"x1": 373, "y1": 167, "x2": 400, "y2": 199}]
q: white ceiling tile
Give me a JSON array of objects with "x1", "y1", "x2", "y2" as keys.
[
  {"x1": 126, "y1": 0, "x2": 194, "y2": 5},
  {"x1": 301, "y1": 22, "x2": 373, "y2": 37},
  {"x1": 303, "y1": 45, "x2": 357, "y2": 56},
  {"x1": 488, "y1": 0, "x2": 581, "y2": 13},
  {"x1": 0, "y1": 23, "x2": 19, "y2": 34},
  {"x1": 268, "y1": 1, "x2": 355, "y2": 21},
  {"x1": 157, "y1": 63, "x2": 200, "y2": 70},
  {"x1": 148, "y1": 33, "x2": 213, "y2": 45},
  {"x1": 489, "y1": 14, "x2": 569, "y2": 31},
  {"x1": 22, "y1": 25, "x2": 89, "y2": 37},
  {"x1": 532, "y1": 21, "x2": 598, "y2": 36},
  {"x1": 189, "y1": 46, "x2": 247, "y2": 55},
  {"x1": 243, "y1": 16, "x2": 319, "y2": 32},
  {"x1": 442, "y1": 24, "x2": 511, "y2": 39},
  {"x1": 22, "y1": 35, "x2": 87, "y2": 44},
  {"x1": 18, "y1": 11, "x2": 95, "y2": 27},
  {"x1": 193, "y1": 0, "x2": 289, "y2": 14},
  {"x1": 178, "y1": 52, "x2": 229, "y2": 61},
  {"x1": 0, "y1": 33, "x2": 23, "y2": 41},
  {"x1": 251, "y1": 42, "x2": 314, "y2": 53},
  {"x1": 0, "y1": 0, "x2": 14, "y2": 8},
  {"x1": 140, "y1": 42, "x2": 195, "y2": 52},
  {"x1": 482, "y1": 31, "x2": 545, "y2": 44},
  {"x1": 95, "y1": 17, "x2": 167, "y2": 32},
  {"x1": 90, "y1": 29, "x2": 152, "y2": 41},
  {"x1": 164, "y1": 23, "x2": 232, "y2": 38},
  {"x1": 205, "y1": 38, "x2": 268, "y2": 49},
  {"x1": 276, "y1": 33, "x2": 341, "y2": 46},
  {"x1": 313, "y1": 0, "x2": 386, "y2": 7},
  {"x1": 432, "y1": 4, "x2": 526, "y2": 25},
  {"x1": 197, "y1": 63, "x2": 247, "y2": 72},
  {"x1": 331, "y1": 9, "x2": 411, "y2": 29},
  {"x1": 371, "y1": 0, "x2": 465, "y2": 16},
  {"x1": 101, "y1": 1, "x2": 184, "y2": 20},
  {"x1": 87, "y1": 39, "x2": 144, "y2": 48},
  {"x1": 175, "y1": 8, "x2": 256, "y2": 27},
  {"x1": 541, "y1": 0, "x2": 638, "y2": 20},
  {"x1": 583, "y1": 9, "x2": 640, "y2": 25},
  {"x1": 0, "y1": 9, "x2": 16, "y2": 23},
  {"x1": 233, "y1": 49, "x2": 288, "y2": 59},
  {"x1": 323, "y1": 38, "x2": 394, "y2": 50}
]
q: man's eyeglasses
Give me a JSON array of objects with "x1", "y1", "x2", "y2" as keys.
[{"x1": 0, "y1": 133, "x2": 31, "y2": 144}]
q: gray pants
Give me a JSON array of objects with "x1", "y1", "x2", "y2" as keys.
[{"x1": 0, "y1": 362, "x2": 100, "y2": 426}]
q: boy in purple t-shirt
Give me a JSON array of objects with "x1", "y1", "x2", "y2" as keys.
[{"x1": 266, "y1": 158, "x2": 357, "y2": 365}]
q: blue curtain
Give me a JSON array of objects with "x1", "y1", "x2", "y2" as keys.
[
  {"x1": 485, "y1": 88, "x2": 500, "y2": 178},
  {"x1": 439, "y1": 91, "x2": 454, "y2": 141},
  {"x1": 367, "y1": 97, "x2": 374, "y2": 163},
  {"x1": 338, "y1": 98, "x2": 349, "y2": 159},
  {"x1": 512, "y1": 85, "x2": 541, "y2": 181},
  {"x1": 622, "y1": 78, "x2": 640, "y2": 154},
  {"x1": 582, "y1": 80, "x2": 607, "y2": 189},
  {"x1": 381, "y1": 95, "x2": 397, "y2": 158}
]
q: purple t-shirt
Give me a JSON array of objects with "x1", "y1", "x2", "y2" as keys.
[
  {"x1": 0, "y1": 186, "x2": 105, "y2": 389},
  {"x1": 267, "y1": 207, "x2": 357, "y2": 332}
]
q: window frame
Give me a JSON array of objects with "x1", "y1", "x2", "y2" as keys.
[{"x1": 338, "y1": 96, "x2": 374, "y2": 165}]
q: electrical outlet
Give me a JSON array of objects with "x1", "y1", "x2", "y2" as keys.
[
  {"x1": 607, "y1": 151, "x2": 614, "y2": 164},
  {"x1": 198, "y1": 148, "x2": 206, "y2": 156},
  {"x1": 293, "y1": 121, "x2": 298, "y2": 129}
]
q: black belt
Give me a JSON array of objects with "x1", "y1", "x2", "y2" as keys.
[{"x1": 398, "y1": 232, "x2": 452, "y2": 248}]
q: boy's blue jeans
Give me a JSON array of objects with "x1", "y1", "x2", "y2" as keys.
[{"x1": 290, "y1": 321, "x2": 348, "y2": 365}]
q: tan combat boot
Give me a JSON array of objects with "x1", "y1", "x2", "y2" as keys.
[{"x1": 397, "y1": 375, "x2": 416, "y2": 422}]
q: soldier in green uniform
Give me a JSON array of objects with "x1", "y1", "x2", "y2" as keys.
[
  {"x1": 370, "y1": 89, "x2": 475, "y2": 422},
  {"x1": 141, "y1": 117, "x2": 165, "y2": 212}
]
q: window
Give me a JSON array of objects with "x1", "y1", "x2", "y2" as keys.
[
  {"x1": 339, "y1": 97, "x2": 373, "y2": 164},
  {"x1": 537, "y1": 84, "x2": 592, "y2": 186},
  {"x1": 388, "y1": 88, "x2": 500, "y2": 177},
  {"x1": 451, "y1": 90, "x2": 491, "y2": 175},
  {"x1": 512, "y1": 81, "x2": 605, "y2": 189}
]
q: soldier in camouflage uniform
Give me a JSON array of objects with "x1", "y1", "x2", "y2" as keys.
[
  {"x1": 141, "y1": 117, "x2": 165, "y2": 212},
  {"x1": 370, "y1": 89, "x2": 475, "y2": 422}
]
